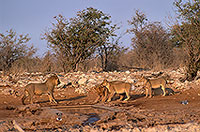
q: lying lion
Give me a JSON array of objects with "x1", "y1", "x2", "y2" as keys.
[
  {"x1": 21, "y1": 75, "x2": 60, "y2": 105},
  {"x1": 101, "y1": 79, "x2": 135, "y2": 102}
]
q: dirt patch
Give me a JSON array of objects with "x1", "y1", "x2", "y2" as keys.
[{"x1": 0, "y1": 83, "x2": 200, "y2": 131}]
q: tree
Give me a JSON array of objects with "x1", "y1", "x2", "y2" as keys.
[
  {"x1": 97, "y1": 35, "x2": 128, "y2": 71},
  {"x1": 40, "y1": 51, "x2": 56, "y2": 72},
  {"x1": 128, "y1": 10, "x2": 173, "y2": 70},
  {"x1": 172, "y1": 0, "x2": 200, "y2": 81},
  {"x1": 43, "y1": 7, "x2": 118, "y2": 72},
  {"x1": 0, "y1": 29, "x2": 36, "y2": 73}
]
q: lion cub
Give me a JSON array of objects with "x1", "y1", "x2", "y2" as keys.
[
  {"x1": 138, "y1": 76, "x2": 167, "y2": 98},
  {"x1": 21, "y1": 75, "x2": 60, "y2": 105},
  {"x1": 101, "y1": 79, "x2": 134, "y2": 102}
]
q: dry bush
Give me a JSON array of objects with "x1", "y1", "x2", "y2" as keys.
[
  {"x1": 0, "y1": 29, "x2": 36, "y2": 73},
  {"x1": 171, "y1": 48, "x2": 187, "y2": 69},
  {"x1": 118, "y1": 47, "x2": 185, "y2": 72},
  {"x1": 76, "y1": 57, "x2": 102, "y2": 72},
  {"x1": 132, "y1": 23, "x2": 174, "y2": 70},
  {"x1": 117, "y1": 51, "x2": 136, "y2": 69},
  {"x1": 9, "y1": 51, "x2": 64, "y2": 74},
  {"x1": 128, "y1": 10, "x2": 174, "y2": 71},
  {"x1": 9, "y1": 57, "x2": 42, "y2": 74},
  {"x1": 40, "y1": 51, "x2": 59, "y2": 73}
]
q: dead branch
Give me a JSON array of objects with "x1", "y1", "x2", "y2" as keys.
[{"x1": 13, "y1": 120, "x2": 25, "y2": 132}]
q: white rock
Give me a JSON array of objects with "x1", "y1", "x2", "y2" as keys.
[
  {"x1": 59, "y1": 77, "x2": 69, "y2": 84},
  {"x1": 78, "y1": 78, "x2": 88, "y2": 85},
  {"x1": 88, "y1": 78, "x2": 96, "y2": 83},
  {"x1": 28, "y1": 80, "x2": 43, "y2": 84},
  {"x1": 126, "y1": 78, "x2": 135, "y2": 83}
]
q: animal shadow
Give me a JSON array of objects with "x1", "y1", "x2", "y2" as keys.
[{"x1": 37, "y1": 95, "x2": 87, "y2": 104}]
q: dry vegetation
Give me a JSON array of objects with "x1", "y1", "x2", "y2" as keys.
[
  {"x1": 0, "y1": 0, "x2": 200, "y2": 131},
  {"x1": 0, "y1": 69, "x2": 200, "y2": 131}
]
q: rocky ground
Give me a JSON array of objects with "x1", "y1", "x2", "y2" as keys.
[{"x1": 0, "y1": 68, "x2": 200, "y2": 131}]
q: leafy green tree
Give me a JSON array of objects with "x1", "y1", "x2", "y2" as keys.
[
  {"x1": 172, "y1": 0, "x2": 200, "y2": 81},
  {"x1": 43, "y1": 7, "x2": 118, "y2": 72},
  {"x1": 0, "y1": 29, "x2": 36, "y2": 72}
]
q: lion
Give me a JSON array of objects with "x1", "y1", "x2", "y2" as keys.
[
  {"x1": 137, "y1": 75, "x2": 167, "y2": 98},
  {"x1": 101, "y1": 79, "x2": 135, "y2": 102},
  {"x1": 93, "y1": 84, "x2": 109, "y2": 103},
  {"x1": 21, "y1": 75, "x2": 60, "y2": 105}
]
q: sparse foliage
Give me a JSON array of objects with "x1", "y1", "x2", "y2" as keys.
[
  {"x1": 40, "y1": 51, "x2": 57, "y2": 72},
  {"x1": 43, "y1": 7, "x2": 118, "y2": 72},
  {"x1": 97, "y1": 36, "x2": 128, "y2": 71},
  {"x1": 128, "y1": 10, "x2": 173, "y2": 70},
  {"x1": 0, "y1": 29, "x2": 36, "y2": 73},
  {"x1": 172, "y1": 0, "x2": 200, "y2": 81}
]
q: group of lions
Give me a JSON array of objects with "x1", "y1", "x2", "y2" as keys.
[
  {"x1": 21, "y1": 73, "x2": 171, "y2": 105},
  {"x1": 94, "y1": 75, "x2": 168, "y2": 103}
]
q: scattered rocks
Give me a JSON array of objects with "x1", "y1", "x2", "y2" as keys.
[
  {"x1": 78, "y1": 78, "x2": 88, "y2": 85},
  {"x1": 0, "y1": 68, "x2": 199, "y2": 95},
  {"x1": 0, "y1": 68, "x2": 200, "y2": 132}
]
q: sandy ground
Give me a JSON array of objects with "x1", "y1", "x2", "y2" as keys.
[{"x1": 0, "y1": 84, "x2": 200, "y2": 131}]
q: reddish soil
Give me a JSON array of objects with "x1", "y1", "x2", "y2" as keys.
[{"x1": 0, "y1": 85, "x2": 200, "y2": 131}]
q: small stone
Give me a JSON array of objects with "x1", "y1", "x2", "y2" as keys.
[{"x1": 78, "y1": 78, "x2": 88, "y2": 85}]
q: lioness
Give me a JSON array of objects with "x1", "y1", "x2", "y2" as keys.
[
  {"x1": 21, "y1": 75, "x2": 60, "y2": 105},
  {"x1": 101, "y1": 79, "x2": 134, "y2": 102},
  {"x1": 93, "y1": 84, "x2": 109, "y2": 103},
  {"x1": 137, "y1": 76, "x2": 167, "y2": 98}
]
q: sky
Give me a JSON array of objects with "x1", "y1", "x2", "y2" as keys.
[{"x1": 0, "y1": 0, "x2": 176, "y2": 56}]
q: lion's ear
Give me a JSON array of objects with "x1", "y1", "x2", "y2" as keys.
[{"x1": 103, "y1": 78, "x2": 108, "y2": 83}]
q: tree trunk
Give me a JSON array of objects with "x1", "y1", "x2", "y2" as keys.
[{"x1": 185, "y1": 62, "x2": 198, "y2": 81}]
